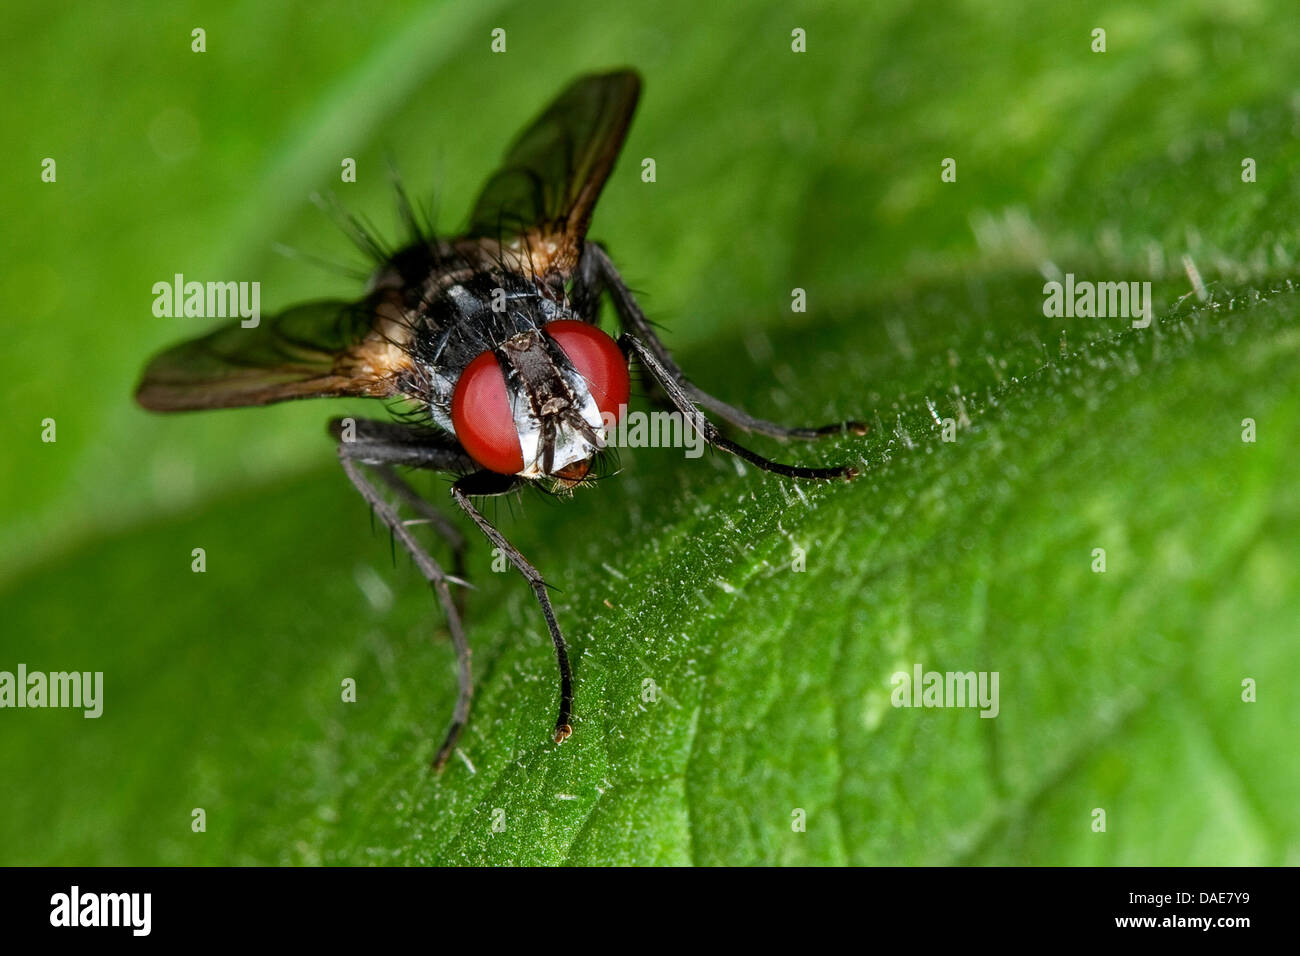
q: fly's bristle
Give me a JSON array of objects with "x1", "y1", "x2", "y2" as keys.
[
  {"x1": 311, "y1": 191, "x2": 392, "y2": 265},
  {"x1": 387, "y1": 157, "x2": 443, "y2": 250},
  {"x1": 269, "y1": 242, "x2": 372, "y2": 281}
]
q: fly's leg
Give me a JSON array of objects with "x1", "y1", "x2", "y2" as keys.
[
  {"x1": 620, "y1": 333, "x2": 858, "y2": 481},
  {"x1": 372, "y1": 464, "x2": 470, "y2": 618},
  {"x1": 582, "y1": 243, "x2": 868, "y2": 441},
  {"x1": 450, "y1": 471, "x2": 575, "y2": 746},
  {"x1": 337, "y1": 418, "x2": 576, "y2": 755},
  {"x1": 335, "y1": 418, "x2": 475, "y2": 771},
  {"x1": 330, "y1": 416, "x2": 477, "y2": 471},
  {"x1": 333, "y1": 416, "x2": 475, "y2": 611}
]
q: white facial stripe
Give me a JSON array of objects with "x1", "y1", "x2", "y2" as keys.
[{"x1": 513, "y1": 365, "x2": 606, "y2": 478}]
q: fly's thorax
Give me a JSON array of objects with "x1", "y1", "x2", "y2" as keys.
[{"x1": 409, "y1": 270, "x2": 574, "y2": 433}]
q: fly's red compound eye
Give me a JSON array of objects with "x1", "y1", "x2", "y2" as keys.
[
  {"x1": 451, "y1": 351, "x2": 524, "y2": 475},
  {"x1": 544, "y1": 320, "x2": 630, "y2": 421}
]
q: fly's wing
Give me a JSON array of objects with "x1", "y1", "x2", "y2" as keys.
[
  {"x1": 135, "y1": 296, "x2": 416, "y2": 411},
  {"x1": 465, "y1": 69, "x2": 640, "y2": 279}
]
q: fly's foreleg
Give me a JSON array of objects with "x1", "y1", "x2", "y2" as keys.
[
  {"x1": 619, "y1": 333, "x2": 858, "y2": 482},
  {"x1": 584, "y1": 243, "x2": 868, "y2": 441}
]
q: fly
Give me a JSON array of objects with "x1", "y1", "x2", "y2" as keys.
[{"x1": 135, "y1": 70, "x2": 866, "y2": 770}]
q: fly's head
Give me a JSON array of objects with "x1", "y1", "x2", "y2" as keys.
[{"x1": 451, "y1": 319, "x2": 630, "y2": 490}]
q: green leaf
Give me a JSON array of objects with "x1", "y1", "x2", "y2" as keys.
[{"x1": 2, "y1": 0, "x2": 1298, "y2": 865}]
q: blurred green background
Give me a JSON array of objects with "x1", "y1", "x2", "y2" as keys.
[{"x1": 1, "y1": 0, "x2": 1298, "y2": 865}]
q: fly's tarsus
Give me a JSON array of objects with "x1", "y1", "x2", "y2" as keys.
[
  {"x1": 815, "y1": 420, "x2": 871, "y2": 438},
  {"x1": 432, "y1": 721, "x2": 464, "y2": 773}
]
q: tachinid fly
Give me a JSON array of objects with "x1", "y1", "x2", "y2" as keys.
[{"x1": 136, "y1": 70, "x2": 865, "y2": 770}]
